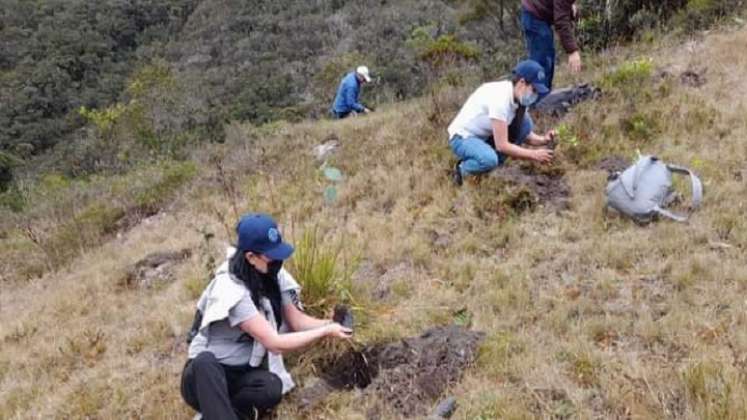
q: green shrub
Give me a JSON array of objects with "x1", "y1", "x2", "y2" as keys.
[
  {"x1": 133, "y1": 161, "x2": 197, "y2": 214},
  {"x1": 46, "y1": 202, "x2": 125, "y2": 266},
  {"x1": 2, "y1": 160, "x2": 198, "y2": 281},
  {"x1": 0, "y1": 185, "x2": 25, "y2": 212},
  {"x1": 407, "y1": 27, "x2": 480, "y2": 78},
  {"x1": 601, "y1": 58, "x2": 654, "y2": 91},
  {"x1": 0, "y1": 150, "x2": 24, "y2": 192},
  {"x1": 621, "y1": 111, "x2": 661, "y2": 142},
  {"x1": 674, "y1": 0, "x2": 746, "y2": 30}
]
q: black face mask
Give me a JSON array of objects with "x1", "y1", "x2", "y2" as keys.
[{"x1": 266, "y1": 260, "x2": 283, "y2": 278}]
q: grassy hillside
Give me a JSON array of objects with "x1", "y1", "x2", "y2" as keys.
[
  {"x1": 3, "y1": 0, "x2": 741, "y2": 191},
  {"x1": 2, "y1": 16, "x2": 747, "y2": 420}
]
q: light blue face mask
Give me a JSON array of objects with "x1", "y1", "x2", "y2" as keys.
[{"x1": 519, "y1": 90, "x2": 538, "y2": 107}]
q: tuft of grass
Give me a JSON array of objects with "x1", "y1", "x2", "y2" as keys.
[
  {"x1": 0, "y1": 386, "x2": 41, "y2": 417},
  {"x1": 288, "y1": 227, "x2": 357, "y2": 317},
  {"x1": 557, "y1": 349, "x2": 601, "y2": 388},
  {"x1": 681, "y1": 361, "x2": 740, "y2": 419},
  {"x1": 125, "y1": 318, "x2": 176, "y2": 356},
  {"x1": 59, "y1": 379, "x2": 112, "y2": 418},
  {"x1": 58, "y1": 328, "x2": 108, "y2": 368},
  {"x1": 477, "y1": 331, "x2": 525, "y2": 380},
  {"x1": 461, "y1": 390, "x2": 533, "y2": 420},
  {"x1": 183, "y1": 274, "x2": 208, "y2": 300}
]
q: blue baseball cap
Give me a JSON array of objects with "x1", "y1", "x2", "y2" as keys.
[
  {"x1": 236, "y1": 213, "x2": 294, "y2": 261},
  {"x1": 513, "y1": 60, "x2": 550, "y2": 95}
]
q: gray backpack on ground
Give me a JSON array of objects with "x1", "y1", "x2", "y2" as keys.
[{"x1": 606, "y1": 155, "x2": 703, "y2": 223}]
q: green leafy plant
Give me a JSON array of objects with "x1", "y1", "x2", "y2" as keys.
[
  {"x1": 555, "y1": 123, "x2": 580, "y2": 148},
  {"x1": 321, "y1": 164, "x2": 344, "y2": 204}
]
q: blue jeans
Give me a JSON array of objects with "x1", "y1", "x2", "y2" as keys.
[
  {"x1": 449, "y1": 114, "x2": 533, "y2": 177},
  {"x1": 521, "y1": 8, "x2": 555, "y2": 93}
]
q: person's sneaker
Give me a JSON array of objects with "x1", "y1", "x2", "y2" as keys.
[{"x1": 452, "y1": 161, "x2": 463, "y2": 187}]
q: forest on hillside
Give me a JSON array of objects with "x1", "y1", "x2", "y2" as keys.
[{"x1": 0, "y1": 0, "x2": 741, "y2": 193}]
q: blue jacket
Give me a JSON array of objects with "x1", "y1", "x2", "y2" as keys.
[{"x1": 332, "y1": 72, "x2": 365, "y2": 114}]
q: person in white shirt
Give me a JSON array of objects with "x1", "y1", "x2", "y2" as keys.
[{"x1": 448, "y1": 60, "x2": 558, "y2": 186}]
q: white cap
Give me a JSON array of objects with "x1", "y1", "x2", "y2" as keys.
[{"x1": 356, "y1": 65, "x2": 372, "y2": 82}]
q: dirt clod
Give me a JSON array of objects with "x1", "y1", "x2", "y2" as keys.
[
  {"x1": 680, "y1": 68, "x2": 707, "y2": 87},
  {"x1": 333, "y1": 305, "x2": 354, "y2": 330}
]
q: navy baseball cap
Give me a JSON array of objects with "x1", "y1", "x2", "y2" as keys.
[
  {"x1": 513, "y1": 60, "x2": 550, "y2": 95},
  {"x1": 236, "y1": 213, "x2": 294, "y2": 261}
]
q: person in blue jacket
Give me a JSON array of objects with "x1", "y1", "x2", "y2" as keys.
[{"x1": 331, "y1": 66, "x2": 373, "y2": 119}]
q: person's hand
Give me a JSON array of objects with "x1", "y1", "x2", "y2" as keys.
[
  {"x1": 543, "y1": 129, "x2": 557, "y2": 146},
  {"x1": 532, "y1": 149, "x2": 554, "y2": 164},
  {"x1": 325, "y1": 322, "x2": 353, "y2": 339},
  {"x1": 364, "y1": 107, "x2": 373, "y2": 114},
  {"x1": 568, "y1": 51, "x2": 582, "y2": 73}
]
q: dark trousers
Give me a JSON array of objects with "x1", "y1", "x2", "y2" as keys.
[
  {"x1": 332, "y1": 110, "x2": 351, "y2": 119},
  {"x1": 181, "y1": 352, "x2": 283, "y2": 420},
  {"x1": 521, "y1": 8, "x2": 555, "y2": 93}
]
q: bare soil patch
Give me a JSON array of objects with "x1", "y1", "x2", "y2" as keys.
[
  {"x1": 121, "y1": 249, "x2": 192, "y2": 289},
  {"x1": 295, "y1": 325, "x2": 484, "y2": 418},
  {"x1": 489, "y1": 164, "x2": 571, "y2": 212}
]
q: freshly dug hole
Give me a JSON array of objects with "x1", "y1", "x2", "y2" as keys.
[{"x1": 296, "y1": 325, "x2": 484, "y2": 418}]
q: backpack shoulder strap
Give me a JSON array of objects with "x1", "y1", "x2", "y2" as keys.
[
  {"x1": 653, "y1": 164, "x2": 703, "y2": 222},
  {"x1": 653, "y1": 206, "x2": 688, "y2": 222},
  {"x1": 667, "y1": 164, "x2": 703, "y2": 209}
]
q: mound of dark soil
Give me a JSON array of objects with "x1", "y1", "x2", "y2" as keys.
[
  {"x1": 490, "y1": 164, "x2": 571, "y2": 212},
  {"x1": 296, "y1": 325, "x2": 484, "y2": 418},
  {"x1": 121, "y1": 249, "x2": 192, "y2": 289},
  {"x1": 680, "y1": 68, "x2": 707, "y2": 87}
]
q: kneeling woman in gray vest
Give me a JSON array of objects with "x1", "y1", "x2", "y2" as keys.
[{"x1": 181, "y1": 213, "x2": 352, "y2": 420}]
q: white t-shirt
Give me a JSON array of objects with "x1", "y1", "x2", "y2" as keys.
[{"x1": 447, "y1": 81, "x2": 519, "y2": 140}]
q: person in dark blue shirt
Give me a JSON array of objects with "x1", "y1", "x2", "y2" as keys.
[{"x1": 331, "y1": 66, "x2": 373, "y2": 119}]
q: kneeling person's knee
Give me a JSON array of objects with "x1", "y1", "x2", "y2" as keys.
[
  {"x1": 480, "y1": 151, "x2": 499, "y2": 171},
  {"x1": 191, "y1": 352, "x2": 220, "y2": 373},
  {"x1": 259, "y1": 372, "x2": 283, "y2": 409}
]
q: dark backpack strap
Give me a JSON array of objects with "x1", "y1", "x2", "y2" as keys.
[
  {"x1": 508, "y1": 105, "x2": 527, "y2": 142},
  {"x1": 186, "y1": 309, "x2": 203, "y2": 344}
]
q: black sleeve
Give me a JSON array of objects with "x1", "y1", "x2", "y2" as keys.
[{"x1": 186, "y1": 309, "x2": 203, "y2": 344}]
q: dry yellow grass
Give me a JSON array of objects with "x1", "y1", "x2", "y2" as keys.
[{"x1": 2, "y1": 22, "x2": 747, "y2": 419}]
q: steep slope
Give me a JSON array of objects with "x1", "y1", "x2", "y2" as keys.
[{"x1": 1, "y1": 22, "x2": 747, "y2": 419}]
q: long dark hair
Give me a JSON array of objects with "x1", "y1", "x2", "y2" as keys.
[{"x1": 229, "y1": 250, "x2": 283, "y2": 327}]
